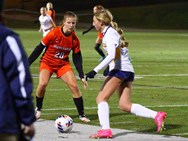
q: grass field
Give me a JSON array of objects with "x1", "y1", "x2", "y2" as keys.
[{"x1": 15, "y1": 28, "x2": 188, "y2": 138}]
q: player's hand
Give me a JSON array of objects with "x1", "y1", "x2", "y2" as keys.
[
  {"x1": 22, "y1": 124, "x2": 35, "y2": 139},
  {"x1": 103, "y1": 66, "x2": 109, "y2": 76},
  {"x1": 82, "y1": 31, "x2": 87, "y2": 35},
  {"x1": 81, "y1": 78, "x2": 88, "y2": 89},
  {"x1": 85, "y1": 70, "x2": 97, "y2": 80}
]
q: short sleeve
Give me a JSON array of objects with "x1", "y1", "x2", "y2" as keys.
[{"x1": 98, "y1": 32, "x2": 103, "y2": 39}]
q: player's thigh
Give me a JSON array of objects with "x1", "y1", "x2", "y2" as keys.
[
  {"x1": 39, "y1": 69, "x2": 51, "y2": 86},
  {"x1": 60, "y1": 71, "x2": 78, "y2": 88},
  {"x1": 118, "y1": 82, "x2": 132, "y2": 111},
  {"x1": 97, "y1": 76, "x2": 122, "y2": 103},
  {"x1": 60, "y1": 71, "x2": 81, "y2": 98},
  {"x1": 39, "y1": 62, "x2": 53, "y2": 85}
]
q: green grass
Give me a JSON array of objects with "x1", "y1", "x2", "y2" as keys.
[{"x1": 15, "y1": 28, "x2": 188, "y2": 138}]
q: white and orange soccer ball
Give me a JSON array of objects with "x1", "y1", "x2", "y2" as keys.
[{"x1": 55, "y1": 115, "x2": 73, "y2": 133}]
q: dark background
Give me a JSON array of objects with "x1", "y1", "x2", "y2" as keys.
[
  {"x1": 6, "y1": 0, "x2": 186, "y2": 12},
  {"x1": 3, "y1": 0, "x2": 188, "y2": 29},
  {"x1": 49, "y1": 0, "x2": 187, "y2": 12}
]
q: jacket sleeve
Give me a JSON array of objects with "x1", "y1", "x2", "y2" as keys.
[
  {"x1": 3, "y1": 35, "x2": 36, "y2": 125},
  {"x1": 72, "y1": 51, "x2": 84, "y2": 79}
]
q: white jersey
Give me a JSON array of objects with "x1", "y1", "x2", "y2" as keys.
[
  {"x1": 39, "y1": 15, "x2": 53, "y2": 37},
  {"x1": 94, "y1": 26, "x2": 134, "y2": 73}
]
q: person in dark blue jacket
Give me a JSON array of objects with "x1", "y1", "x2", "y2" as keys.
[{"x1": 0, "y1": 1, "x2": 36, "y2": 141}]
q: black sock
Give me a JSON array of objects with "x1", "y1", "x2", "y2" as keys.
[
  {"x1": 73, "y1": 97, "x2": 84, "y2": 116},
  {"x1": 36, "y1": 96, "x2": 44, "y2": 111},
  {"x1": 94, "y1": 43, "x2": 105, "y2": 58}
]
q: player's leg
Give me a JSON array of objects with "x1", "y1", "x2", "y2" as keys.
[
  {"x1": 35, "y1": 64, "x2": 52, "y2": 119},
  {"x1": 118, "y1": 82, "x2": 132, "y2": 112},
  {"x1": 118, "y1": 81, "x2": 166, "y2": 133},
  {"x1": 60, "y1": 70, "x2": 90, "y2": 122},
  {"x1": 90, "y1": 76, "x2": 122, "y2": 138}
]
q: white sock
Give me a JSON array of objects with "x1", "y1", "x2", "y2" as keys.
[
  {"x1": 98, "y1": 102, "x2": 110, "y2": 129},
  {"x1": 131, "y1": 104, "x2": 157, "y2": 119}
]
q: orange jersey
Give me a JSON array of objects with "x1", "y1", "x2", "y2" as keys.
[
  {"x1": 98, "y1": 32, "x2": 103, "y2": 39},
  {"x1": 41, "y1": 27, "x2": 80, "y2": 67},
  {"x1": 47, "y1": 9, "x2": 55, "y2": 22}
]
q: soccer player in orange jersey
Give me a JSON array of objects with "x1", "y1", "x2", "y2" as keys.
[
  {"x1": 46, "y1": 2, "x2": 56, "y2": 23},
  {"x1": 82, "y1": 5, "x2": 106, "y2": 62},
  {"x1": 28, "y1": 11, "x2": 90, "y2": 122}
]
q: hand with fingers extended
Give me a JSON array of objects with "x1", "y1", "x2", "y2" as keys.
[{"x1": 85, "y1": 70, "x2": 97, "y2": 80}]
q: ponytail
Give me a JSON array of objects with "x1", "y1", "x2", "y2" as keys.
[
  {"x1": 110, "y1": 21, "x2": 129, "y2": 47},
  {"x1": 94, "y1": 9, "x2": 129, "y2": 47}
]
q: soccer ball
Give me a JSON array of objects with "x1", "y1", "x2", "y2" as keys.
[{"x1": 55, "y1": 115, "x2": 73, "y2": 133}]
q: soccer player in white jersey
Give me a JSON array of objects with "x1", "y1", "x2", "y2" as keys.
[
  {"x1": 39, "y1": 7, "x2": 56, "y2": 37},
  {"x1": 86, "y1": 9, "x2": 167, "y2": 139}
]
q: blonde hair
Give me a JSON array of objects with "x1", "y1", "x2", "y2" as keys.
[
  {"x1": 94, "y1": 9, "x2": 113, "y2": 26},
  {"x1": 94, "y1": 9, "x2": 128, "y2": 47},
  {"x1": 40, "y1": 7, "x2": 47, "y2": 13},
  {"x1": 94, "y1": 5, "x2": 104, "y2": 11},
  {"x1": 46, "y1": 2, "x2": 53, "y2": 10},
  {"x1": 111, "y1": 21, "x2": 129, "y2": 47}
]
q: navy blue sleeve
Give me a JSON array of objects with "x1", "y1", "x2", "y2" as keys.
[{"x1": 3, "y1": 35, "x2": 36, "y2": 125}]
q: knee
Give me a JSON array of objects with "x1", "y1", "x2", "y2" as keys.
[
  {"x1": 119, "y1": 103, "x2": 131, "y2": 113},
  {"x1": 39, "y1": 81, "x2": 48, "y2": 89},
  {"x1": 96, "y1": 92, "x2": 108, "y2": 104},
  {"x1": 70, "y1": 83, "x2": 78, "y2": 89},
  {"x1": 69, "y1": 83, "x2": 79, "y2": 92},
  {"x1": 96, "y1": 96, "x2": 101, "y2": 104}
]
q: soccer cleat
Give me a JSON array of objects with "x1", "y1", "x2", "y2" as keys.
[
  {"x1": 154, "y1": 111, "x2": 167, "y2": 133},
  {"x1": 35, "y1": 107, "x2": 41, "y2": 120},
  {"x1": 89, "y1": 129, "x2": 113, "y2": 139},
  {"x1": 79, "y1": 115, "x2": 90, "y2": 123}
]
